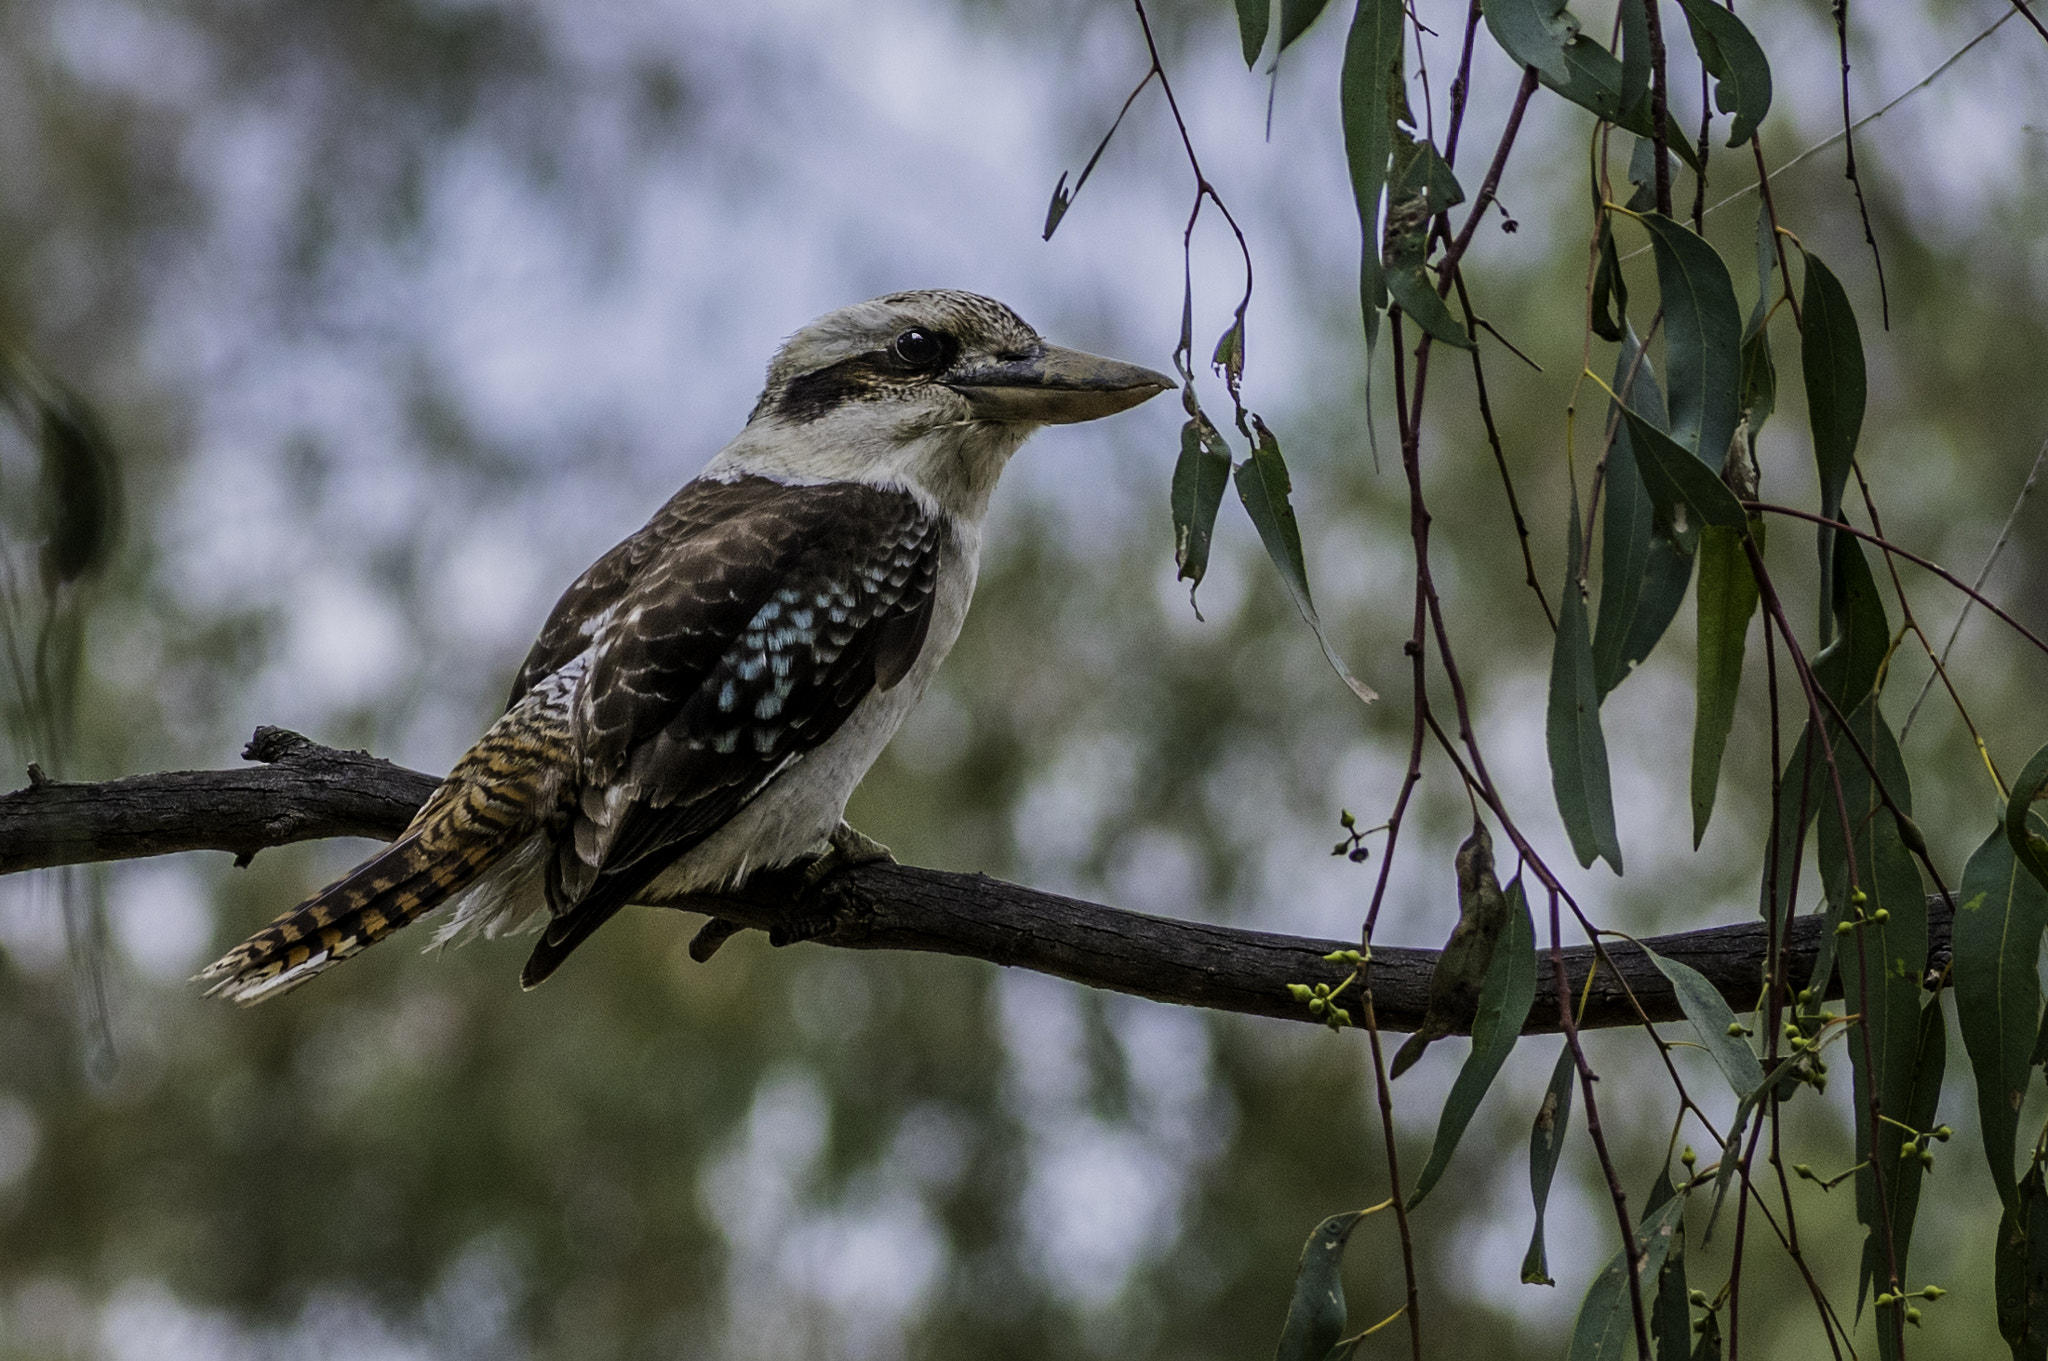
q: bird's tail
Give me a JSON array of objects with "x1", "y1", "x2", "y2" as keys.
[{"x1": 201, "y1": 700, "x2": 574, "y2": 1004}]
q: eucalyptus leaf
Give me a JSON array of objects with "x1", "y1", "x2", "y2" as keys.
[
  {"x1": 1640, "y1": 213, "x2": 1743, "y2": 467},
  {"x1": 1798, "y1": 247, "x2": 1866, "y2": 637},
  {"x1": 1648, "y1": 1169, "x2": 1692, "y2": 1361},
  {"x1": 1591, "y1": 328, "x2": 1675, "y2": 695},
  {"x1": 1382, "y1": 134, "x2": 1473, "y2": 349},
  {"x1": 1522, "y1": 1045, "x2": 1578, "y2": 1285},
  {"x1": 1672, "y1": 0, "x2": 1773, "y2": 145},
  {"x1": 1408, "y1": 877, "x2": 1537, "y2": 1207},
  {"x1": 1591, "y1": 217, "x2": 1629, "y2": 343},
  {"x1": 1643, "y1": 945, "x2": 1766, "y2": 1098},
  {"x1": 1548, "y1": 496, "x2": 1623, "y2": 871},
  {"x1": 1567, "y1": 1189, "x2": 1688, "y2": 1361},
  {"x1": 1690, "y1": 521, "x2": 1759, "y2": 845},
  {"x1": 1341, "y1": 0, "x2": 1405, "y2": 350},
  {"x1": 1237, "y1": 0, "x2": 1272, "y2": 65},
  {"x1": 1956, "y1": 822, "x2": 2048, "y2": 1210},
  {"x1": 1617, "y1": 406, "x2": 1747, "y2": 531},
  {"x1": 1235, "y1": 420, "x2": 1378, "y2": 703},
  {"x1": 1479, "y1": 0, "x2": 1577, "y2": 81},
  {"x1": 1997, "y1": 1162, "x2": 2048, "y2": 1360},
  {"x1": 1172, "y1": 413, "x2": 1233, "y2": 604},
  {"x1": 1617, "y1": 0, "x2": 1650, "y2": 114},
  {"x1": 1810, "y1": 532, "x2": 1887, "y2": 714},
  {"x1": 1280, "y1": 0, "x2": 1336, "y2": 51}
]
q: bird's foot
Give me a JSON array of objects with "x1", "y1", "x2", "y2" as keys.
[{"x1": 760, "y1": 823, "x2": 893, "y2": 946}]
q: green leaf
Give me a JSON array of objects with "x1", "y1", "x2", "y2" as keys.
[
  {"x1": 1640, "y1": 213, "x2": 1743, "y2": 467},
  {"x1": 1643, "y1": 945, "x2": 1766, "y2": 1098},
  {"x1": 1408, "y1": 877, "x2": 1537, "y2": 1207},
  {"x1": 1568, "y1": 1189, "x2": 1688, "y2": 1361},
  {"x1": 1235, "y1": 420, "x2": 1378, "y2": 703},
  {"x1": 1539, "y1": 40, "x2": 1703, "y2": 174},
  {"x1": 1705, "y1": 1052, "x2": 1800, "y2": 1236},
  {"x1": 1798, "y1": 247, "x2": 1866, "y2": 637},
  {"x1": 1280, "y1": 0, "x2": 1336, "y2": 51},
  {"x1": 1764, "y1": 724, "x2": 1819, "y2": 934},
  {"x1": 1237, "y1": 0, "x2": 1273, "y2": 65},
  {"x1": 1392, "y1": 822, "x2": 1510, "y2": 1078},
  {"x1": 1591, "y1": 217, "x2": 1629, "y2": 343},
  {"x1": 1810, "y1": 532, "x2": 1888, "y2": 713},
  {"x1": 2002, "y1": 742, "x2": 2048, "y2": 895},
  {"x1": 1522, "y1": 1044, "x2": 1578, "y2": 1285},
  {"x1": 1549, "y1": 496, "x2": 1623, "y2": 872},
  {"x1": 1739, "y1": 330, "x2": 1775, "y2": 439},
  {"x1": 1382, "y1": 134, "x2": 1474, "y2": 349},
  {"x1": 1479, "y1": 0, "x2": 1578, "y2": 82},
  {"x1": 1745, "y1": 203, "x2": 1778, "y2": 341},
  {"x1": 1864, "y1": 995, "x2": 1945, "y2": 1355},
  {"x1": 1341, "y1": 0, "x2": 1405, "y2": 351},
  {"x1": 1690, "y1": 521, "x2": 1759, "y2": 845},
  {"x1": 1956, "y1": 822, "x2": 2048, "y2": 1210},
  {"x1": 1591, "y1": 329, "x2": 1682, "y2": 696},
  {"x1": 1690, "y1": 1308, "x2": 1723, "y2": 1361},
  {"x1": 1672, "y1": 0, "x2": 1773, "y2": 145},
  {"x1": 1648, "y1": 1169, "x2": 1692, "y2": 1361},
  {"x1": 1617, "y1": 406, "x2": 1748, "y2": 531},
  {"x1": 1275, "y1": 1210, "x2": 1365, "y2": 1361},
  {"x1": 1617, "y1": 0, "x2": 1650, "y2": 114},
  {"x1": 1172, "y1": 412, "x2": 1233, "y2": 602},
  {"x1": 1814, "y1": 700, "x2": 1932, "y2": 1318},
  {"x1": 1997, "y1": 1162, "x2": 2048, "y2": 1361}
]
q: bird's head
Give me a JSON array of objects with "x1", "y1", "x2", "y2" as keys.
[{"x1": 715, "y1": 290, "x2": 1172, "y2": 521}]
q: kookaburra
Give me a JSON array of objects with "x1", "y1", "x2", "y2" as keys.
[{"x1": 203, "y1": 290, "x2": 1169, "y2": 1003}]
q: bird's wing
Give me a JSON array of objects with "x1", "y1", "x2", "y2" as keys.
[{"x1": 520, "y1": 475, "x2": 946, "y2": 984}]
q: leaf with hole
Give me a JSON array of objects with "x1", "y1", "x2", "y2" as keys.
[
  {"x1": 1673, "y1": 0, "x2": 1773, "y2": 145},
  {"x1": 1567, "y1": 1186, "x2": 1688, "y2": 1361},
  {"x1": 1382, "y1": 134, "x2": 1473, "y2": 349},
  {"x1": 1172, "y1": 412, "x2": 1232, "y2": 603},
  {"x1": 1235, "y1": 420, "x2": 1377, "y2": 703},
  {"x1": 1408, "y1": 877, "x2": 1536, "y2": 1207}
]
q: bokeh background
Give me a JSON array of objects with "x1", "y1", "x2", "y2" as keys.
[{"x1": 2, "y1": 0, "x2": 2047, "y2": 1356}]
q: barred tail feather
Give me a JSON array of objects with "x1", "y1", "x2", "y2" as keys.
[{"x1": 200, "y1": 823, "x2": 511, "y2": 1004}]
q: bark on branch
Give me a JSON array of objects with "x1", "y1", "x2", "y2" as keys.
[{"x1": 0, "y1": 728, "x2": 1947, "y2": 1034}]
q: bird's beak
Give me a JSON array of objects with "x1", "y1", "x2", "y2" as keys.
[{"x1": 946, "y1": 345, "x2": 1174, "y2": 425}]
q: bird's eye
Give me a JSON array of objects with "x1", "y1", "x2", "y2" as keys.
[{"x1": 890, "y1": 328, "x2": 945, "y2": 368}]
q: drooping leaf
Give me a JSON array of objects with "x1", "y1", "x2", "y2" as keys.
[
  {"x1": 1540, "y1": 40, "x2": 1703, "y2": 173},
  {"x1": 1739, "y1": 330, "x2": 1775, "y2": 439},
  {"x1": 1479, "y1": 0, "x2": 1577, "y2": 81},
  {"x1": 1591, "y1": 217, "x2": 1629, "y2": 343},
  {"x1": 1705, "y1": 1052, "x2": 1800, "y2": 1237},
  {"x1": 1690, "y1": 521, "x2": 1760, "y2": 845},
  {"x1": 1392, "y1": 822, "x2": 1509, "y2": 1079},
  {"x1": 1810, "y1": 532, "x2": 1888, "y2": 714},
  {"x1": 1522, "y1": 1044, "x2": 1578, "y2": 1285},
  {"x1": 1672, "y1": 0, "x2": 1773, "y2": 145},
  {"x1": 1746, "y1": 203, "x2": 1778, "y2": 341},
  {"x1": 1798, "y1": 247, "x2": 1866, "y2": 637},
  {"x1": 1814, "y1": 700, "x2": 1931, "y2": 1321},
  {"x1": 1647, "y1": 1169, "x2": 1692, "y2": 1361},
  {"x1": 1382, "y1": 134, "x2": 1473, "y2": 349},
  {"x1": 1567, "y1": 1187, "x2": 1688, "y2": 1361},
  {"x1": 1644, "y1": 946, "x2": 1766, "y2": 1099},
  {"x1": 1997, "y1": 1162, "x2": 2048, "y2": 1361},
  {"x1": 1764, "y1": 724, "x2": 1819, "y2": 934},
  {"x1": 1235, "y1": 419, "x2": 1378, "y2": 702},
  {"x1": 1341, "y1": 0, "x2": 1406, "y2": 351},
  {"x1": 1408, "y1": 877, "x2": 1537, "y2": 1207},
  {"x1": 1172, "y1": 411, "x2": 1233, "y2": 601},
  {"x1": 1280, "y1": 0, "x2": 1336, "y2": 51},
  {"x1": 1591, "y1": 329, "x2": 1681, "y2": 696},
  {"x1": 1639, "y1": 213, "x2": 1743, "y2": 468},
  {"x1": 1275, "y1": 1210, "x2": 1366, "y2": 1361},
  {"x1": 1617, "y1": 0, "x2": 1650, "y2": 115},
  {"x1": 1237, "y1": 0, "x2": 1273, "y2": 65},
  {"x1": 2002, "y1": 742, "x2": 2048, "y2": 896},
  {"x1": 1617, "y1": 406, "x2": 1747, "y2": 531},
  {"x1": 1956, "y1": 823, "x2": 2048, "y2": 1211},
  {"x1": 1548, "y1": 496, "x2": 1623, "y2": 872},
  {"x1": 1863, "y1": 995, "x2": 1945, "y2": 1358}
]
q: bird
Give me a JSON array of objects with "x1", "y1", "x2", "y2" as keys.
[{"x1": 201, "y1": 289, "x2": 1170, "y2": 1003}]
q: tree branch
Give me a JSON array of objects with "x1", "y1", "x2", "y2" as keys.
[{"x1": 0, "y1": 729, "x2": 1947, "y2": 1034}]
